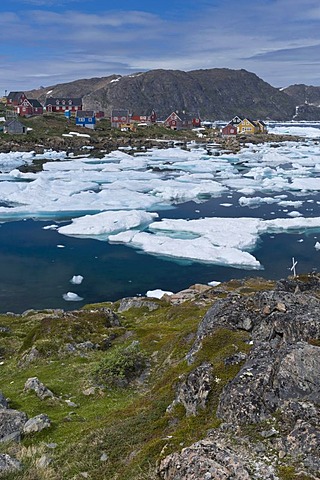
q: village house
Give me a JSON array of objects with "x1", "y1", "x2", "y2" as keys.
[
  {"x1": 16, "y1": 98, "x2": 43, "y2": 116},
  {"x1": 3, "y1": 118, "x2": 27, "y2": 134},
  {"x1": 6, "y1": 92, "x2": 26, "y2": 107},
  {"x1": 130, "y1": 110, "x2": 157, "y2": 125},
  {"x1": 222, "y1": 116, "x2": 268, "y2": 136},
  {"x1": 45, "y1": 97, "x2": 82, "y2": 113},
  {"x1": 221, "y1": 124, "x2": 238, "y2": 136},
  {"x1": 111, "y1": 109, "x2": 130, "y2": 128},
  {"x1": 164, "y1": 111, "x2": 201, "y2": 130},
  {"x1": 237, "y1": 118, "x2": 268, "y2": 135},
  {"x1": 75, "y1": 110, "x2": 96, "y2": 129}
]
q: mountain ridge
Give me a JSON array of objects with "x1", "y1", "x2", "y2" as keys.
[{"x1": 25, "y1": 68, "x2": 320, "y2": 121}]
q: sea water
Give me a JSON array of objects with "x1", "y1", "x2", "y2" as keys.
[
  {"x1": 0, "y1": 126, "x2": 320, "y2": 313},
  {"x1": 0, "y1": 191, "x2": 319, "y2": 313}
]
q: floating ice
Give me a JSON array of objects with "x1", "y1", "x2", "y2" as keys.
[
  {"x1": 239, "y1": 196, "x2": 278, "y2": 207},
  {"x1": 315, "y1": 242, "x2": 320, "y2": 251},
  {"x1": 287, "y1": 211, "x2": 302, "y2": 217},
  {"x1": 1, "y1": 138, "x2": 320, "y2": 270},
  {"x1": 146, "y1": 289, "x2": 173, "y2": 299},
  {"x1": 70, "y1": 275, "x2": 83, "y2": 285},
  {"x1": 58, "y1": 211, "x2": 158, "y2": 239},
  {"x1": 268, "y1": 124, "x2": 320, "y2": 138},
  {"x1": 110, "y1": 216, "x2": 320, "y2": 269},
  {"x1": 63, "y1": 292, "x2": 84, "y2": 301},
  {"x1": 57, "y1": 245, "x2": 65, "y2": 248},
  {"x1": 43, "y1": 224, "x2": 58, "y2": 230}
]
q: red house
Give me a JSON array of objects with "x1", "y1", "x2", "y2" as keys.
[
  {"x1": 17, "y1": 98, "x2": 43, "y2": 116},
  {"x1": 221, "y1": 124, "x2": 237, "y2": 136},
  {"x1": 130, "y1": 110, "x2": 157, "y2": 125},
  {"x1": 111, "y1": 109, "x2": 130, "y2": 128},
  {"x1": 45, "y1": 97, "x2": 82, "y2": 113},
  {"x1": 164, "y1": 111, "x2": 201, "y2": 130},
  {"x1": 6, "y1": 92, "x2": 26, "y2": 107}
]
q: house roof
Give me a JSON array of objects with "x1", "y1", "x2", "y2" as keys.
[
  {"x1": 76, "y1": 110, "x2": 95, "y2": 117},
  {"x1": 45, "y1": 97, "x2": 82, "y2": 106},
  {"x1": 239, "y1": 118, "x2": 257, "y2": 127},
  {"x1": 7, "y1": 91, "x2": 25, "y2": 101},
  {"x1": 111, "y1": 109, "x2": 129, "y2": 117},
  {"x1": 165, "y1": 111, "x2": 200, "y2": 122},
  {"x1": 131, "y1": 110, "x2": 156, "y2": 117},
  {"x1": 27, "y1": 99, "x2": 43, "y2": 108},
  {"x1": 4, "y1": 118, "x2": 24, "y2": 127}
]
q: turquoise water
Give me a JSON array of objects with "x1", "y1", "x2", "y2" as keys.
[{"x1": 0, "y1": 192, "x2": 319, "y2": 313}]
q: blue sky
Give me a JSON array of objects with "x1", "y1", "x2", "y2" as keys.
[{"x1": 1, "y1": 0, "x2": 320, "y2": 93}]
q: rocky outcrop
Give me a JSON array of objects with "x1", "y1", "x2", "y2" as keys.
[
  {"x1": 159, "y1": 435, "x2": 279, "y2": 480},
  {"x1": 166, "y1": 363, "x2": 213, "y2": 416},
  {"x1": 117, "y1": 297, "x2": 160, "y2": 313},
  {"x1": 160, "y1": 276, "x2": 320, "y2": 479}
]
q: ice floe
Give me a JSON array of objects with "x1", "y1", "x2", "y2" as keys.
[
  {"x1": 0, "y1": 137, "x2": 320, "y2": 270},
  {"x1": 146, "y1": 289, "x2": 173, "y2": 299},
  {"x1": 70, "y1": 275, "x2": 84, "y2": 285},
  {"x1": 109, "y1": 216, "x2": 320, "y2": 269},
  {"x1": 63, "y1": 292, "x2": 84, "y2": 301},
  {"x1": 58, "y1": 211, "x2": 158, "y2": 239}
]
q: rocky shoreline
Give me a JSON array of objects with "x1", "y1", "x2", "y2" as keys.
[{"x1": 0, "y1": 132, "x2": 305, "y2": 159}]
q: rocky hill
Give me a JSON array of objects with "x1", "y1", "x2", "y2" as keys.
[
  {"x1": 0, "y1": 274, "x2": 319, "y2": 479},
  {"x1": 282, "y1": 84, "x2": 320, "y2": 120},
  {"x1": 26, "y1": 68, "x2": 301, "y2": 121}
]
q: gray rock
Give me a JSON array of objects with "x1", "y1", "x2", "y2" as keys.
[
  {"x1": 117, "y1": 297, "x2": 159, "y2": 312},
  {"x1": 0, "y1": 408, "x2": 28, "y2": 442},
  {"x1": 0, "y1": 454, "x2": 21, "y2": 474},
  {"x1": 175, "y1": 278, "x2": 320, "y2": 477},
  {"x1": 19, "y1": 347, "x2": 40, "y2": 366},
  {"x1": 0, "y1": 392, "x2": 8, "y2": 409},
  {"x1": 158, "y1": 433, "x2": 279, "y2": 480},
  {"x1": 0, "y1": 326, "x2": 11, "y2": 333},
  {"x1": 36, "y1": 454, "x2": 52, "y2": 468},
  {"x1": 23, "y1": 413, "x2": 51, "y2": 434},
  {"x1": 167, "y1": 363, "x2": 213, "y2": 416},
  {"x1": 217, "y1": 341, "x2": 320, "y2": 425},
  {"x1": 24, "y1": 377, "x2": 55, "y2": 400}
]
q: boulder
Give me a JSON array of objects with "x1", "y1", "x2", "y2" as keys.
[
  {"x1": 0, "y1": 454, "x2": 21, "y2": 474},
  {"x1": 0, "y1": 409, "x2": 28, "y2": 443},
  {"x1": 117, "y1": 297, "x2": 159, "y2": 312},
  {"x1": 23, "y1": 414, "x2": 51, "y2": 434},
  {"x1": 24, "y1": 377, "x2": 55, "y2": 400}
]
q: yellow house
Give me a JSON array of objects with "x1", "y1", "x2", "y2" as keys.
[{"x1": 237, "y1": 118, "x2": 258, "y2": 135}]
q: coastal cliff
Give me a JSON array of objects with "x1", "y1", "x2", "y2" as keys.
[{"x1": 0, "y1": 275, "x2": 319, "y2": 479}]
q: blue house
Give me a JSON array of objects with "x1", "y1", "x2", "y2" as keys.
[{"x1": 75, "y1": 110, "x2": 96, "y2": 129}]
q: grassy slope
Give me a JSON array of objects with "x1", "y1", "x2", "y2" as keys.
[{"x1": 0, "y1": 279, "x2": 269, "y2": 480}]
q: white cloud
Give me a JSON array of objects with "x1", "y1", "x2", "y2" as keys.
[{"x1": 2, "y1": 0, "x2": 320, "y2": 90}]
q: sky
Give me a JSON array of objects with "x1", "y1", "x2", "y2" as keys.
[{"x1": 1, "y1": 0, "x2": 320, "y2": 93}]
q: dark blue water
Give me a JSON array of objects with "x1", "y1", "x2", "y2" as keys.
[{"x1": 0, "y1": 191, "x2": 319, "y2": 313}]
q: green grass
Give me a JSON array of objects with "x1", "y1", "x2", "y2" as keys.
[{"x1": 0, "y1": 279, "x2": 316, "y2": 479}]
